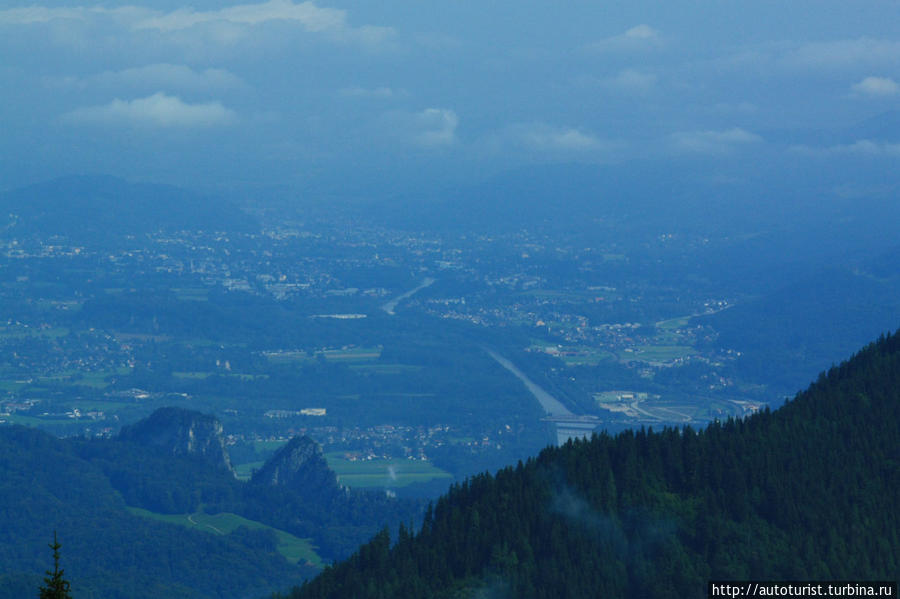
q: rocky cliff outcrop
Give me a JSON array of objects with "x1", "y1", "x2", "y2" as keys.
[
  {"x1": 251, "y1": 436, "x2": 341, "y2": 498},
  {"x1": 119, "y1": 407, "x2": 234, "y2": 474}
]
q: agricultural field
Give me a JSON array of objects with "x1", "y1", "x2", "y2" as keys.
[
  {"x1": 325, "y1": 453, "x2": 453, "y2": 489},
  {"x1": 628, "y1": 345, "x2": 695, "y2": 363}
]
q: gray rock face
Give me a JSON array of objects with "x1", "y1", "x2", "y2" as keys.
[
  {"x1": 119, "y1": 407, "x2": 234, "y2": 474},
  {"x1": 251, "y1": 436, "x2": 341, "y2": 497}
]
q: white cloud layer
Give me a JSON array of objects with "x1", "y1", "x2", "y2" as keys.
[
  {"x1": 602, "y1": 69, "x2": 657, "y2": 94},
  {"x1": 0, "y1": 5, "x2": 141, "y2": 25},
  {"x1": 791, "y1": 140, "x2": 900, "y2": 158},
  {"x1": 585, "y1": 24, "x2": 661, "y2": 53},
  {"x1": 340, "y1": 86, "x2": 405, "y2": 99},
  {"x1": 2, "y1": 1, "x2": 899, "y2": 189},
  {"x1": 852, "y1": 76, "x2": 900, "y2": 97},
  {"x1": 135, "y1": 0, "x2": 343, "y2": 31},
  {"x1": 412, "y1": 108, "x2": 458, "y2": 147},
  {"x1": 90, "y1": 64, "x2": 244, "y2": 92},
  {"x1": 382, "y1": 108, "x2": 458, "y2": 147},
  {"x1": 782, "y1": 38, "x2": 900, "y2": 70},
  {"x1": 670, "y1": 128, "x2": 762, "y2": 154},
  {"x1": 508, "y1": 123, "x2": 604, "y2": 152},
  {"x1": 64, "y1": 93, "x2": 237, "y2": 128},
  {"x1": 0, "y1": 0, "x2": 394, "y2": 45}
]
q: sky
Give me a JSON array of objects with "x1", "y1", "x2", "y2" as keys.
[{"x1": 1, "y1": 0, "x2": 899, "y2": 197}]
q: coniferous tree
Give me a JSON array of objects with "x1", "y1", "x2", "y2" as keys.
[{"x1": 39, "y1": 531, "x2": 72, "y2": 599}]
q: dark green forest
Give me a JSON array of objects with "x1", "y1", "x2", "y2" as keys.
[
  {"x1": 282, "y1": 330, "x2": 900, "y2": 598},
  {"x1": 0, "y1": 419, "x2": 421, "y2": 599},
  {"x1": 0, "y1": 425, "x2": 309, "y2": 598}
]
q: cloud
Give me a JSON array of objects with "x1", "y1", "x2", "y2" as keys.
[
  {"x1": 670, "y1": 127, "x2": 762, "y2": 154},
  {"x1": 601, "y1": 69, "x2": 657, "y2": 94},
  {"x1": 63, "y1": 92, "x2": 237, "y2": 128},
  {"x1": 89, "y1": 64, "x2": 244, "y2": 93},
  {"x1": 134, "y1": 0, "x2": 342, "y2": 31},
  {"x1": 0, "y1": 5, "x2": 145, "y2": 25},
  {"x1": 712, "y1": 101, "x2": 758, "y2": 114},
  {"x1": 781, "y1": 37, "x2": 900, "y2": 70},
  {"x1": 623, "y1": 24, "x2": 658, "y2": 40},
  {"x1": 132, "y1": 0, "x2": 393, "y2": 45},
  {"x1": 0, "y1": 1, "x2": 394, "y2": 46},
  {"x1": 411, "y1": 108, "x2": 458, "y2": 146},
  {"x1": 852, "y1": 76, "x2": 900, "y2": 97},
  {"x1": 340, "y1": 86, "x2": 405, "y2": 99},
  {"x1": 383, "y1": 108, "x2": 458, "y2": 147},
  {"x1": 585, "y1": 24, "x2": 661, "y2": 53},
  {"x1": 791, "y1": 140, "x2": 900, "y2": 158},
  {"x1": 478, "y1": 123, "x2": 621, "y2": 161},
  {"x1": 506, "y1": 123, "x2": 604, "y2": 152}
]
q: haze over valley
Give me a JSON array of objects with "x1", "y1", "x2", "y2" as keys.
[{"x1": 1, "y1": 1, "x2": 899, "y2": 597}]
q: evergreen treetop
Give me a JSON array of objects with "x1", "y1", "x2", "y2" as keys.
[{"x1": 39, "y1": 531, "x2": 72, "y2": 599}]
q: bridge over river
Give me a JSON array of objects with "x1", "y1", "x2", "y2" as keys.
[{"x1": 483, "y1": 348, "x2": 600, "y2": 445}]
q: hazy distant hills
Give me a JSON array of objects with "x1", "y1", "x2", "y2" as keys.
[
  {"x1": 701, "y1": 244, "x2": 900, "y2": 392},
  {"x1": 283, "y1": 331, "x2": 900, "y2": 599},
  {"x1": 377, "y1": 163, "x2": 674, "y2": 234},
  {"x1": 0, "y1": 175, "x2": 257, "y2": 241},
  {"x1": 381, "y1": 159, "x2": 900, "y2": 251}
]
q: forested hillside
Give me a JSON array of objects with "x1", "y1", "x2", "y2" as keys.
[
  {"x1": 0, "y1": 408, "x2": 420, "y2": 598},
  {"x1": 0, "y1": 425, "x2": 311, "y2": 598},
  {"x1": 283, "y1": 330, "x2": 900, "y2": 598}
]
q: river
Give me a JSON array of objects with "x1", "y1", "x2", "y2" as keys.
[{"x1": 381, "y1": 277, "x2": 436, "y2": 315}]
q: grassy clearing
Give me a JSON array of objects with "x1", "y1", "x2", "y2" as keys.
[
  {"x1": 0, "y1": 380, "x2": 28, "y2": 392},
  {"x1": 172, "y1": 288, "x2": 209, "y2": 302},
  {"x1": 56, "y1": 399, "x2": 133, "y2": 411},
  {"x1": 594, "y1": 391, "x2": 649, "y2": 404},
  {"x1": 1, "y1": 414, "x2": 80, "y2": 427},
  {"x1": 72, "y1": 371, "x2": 115, "y2": 389},
  {"x1": 0, "y1": 326, "x2": 70, "y2": 339},
  {"x1": 321, "y1": 346, "x2": 382, "y2": 361},
  {"x1": 655, "y1": 316, "x2": 691, "y2": 331},
  {"x1": 347, "y1": 364, "x2": 422, "y2": 374},
  {"x1": 630, "y1": 345, "x2": 694, "y2": 362},
  {"x1": 234, "y1": 461, "x2": 264, "y2": 481},
  {"x1": 254, "y1": 439, "x2": 290, "y2": 453},
  {"x1": 559, "y1": 349, "x2": 617, "y2": 366},
  {"x1": 265, "y1": 351, "x2": 309, "y2": 364},
  {"x1": 173, "y1": 371, "x2": 212, "y2": 379},
  {"x1": 30, "y1": 368, "x2": 130, "y2": 390},
  {"x1": 229, "y1": 373, "x2": 269, "y2": 380},
  {"x1": 126, "y1": 507, "x2": 323, "y2": 567},
  {"x1": 265, "y1": 346, "x2": 383, "y2": 364},
  {"x1": 325, "y1": 453, "x2": 453, "y2": 488}
]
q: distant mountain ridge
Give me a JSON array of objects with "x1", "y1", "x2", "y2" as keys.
[
  {"x1": 0, "y1": 175, "x2": 257, "y2": 240},
  {"x1": 699, "y1": 245, "x2": 900, "y2": 392}
]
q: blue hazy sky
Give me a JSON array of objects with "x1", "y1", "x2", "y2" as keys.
[{"x1": 1, "y1": 0, "x2": 899, "y2": 195}]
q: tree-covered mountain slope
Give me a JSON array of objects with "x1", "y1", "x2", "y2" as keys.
[
  {"x1": 283, "y1": 330, "x2": 900, "y2": 599},
  {"x1": 0, "y1": 424, "x2": 310, "y2": 599},
  {"x1": 72, "y1": 408, "x2": 419, "y2": 560},
  {"x1": 0, "y1": 407, "x2": 421, "y2": 598}
]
